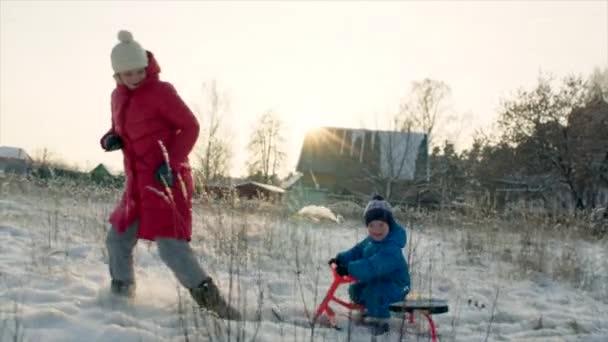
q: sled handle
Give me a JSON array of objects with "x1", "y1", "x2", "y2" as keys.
[
  {"x1": 313, "y1": 263, "x2": 359, "y2": 326},
  {"x1": 329, "y1": 262, "x2": 357, "y2": 284}
]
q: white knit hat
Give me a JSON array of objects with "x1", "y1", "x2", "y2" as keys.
[{"x1": 111, "y1": 30, "x2": 148, "y2": 73}]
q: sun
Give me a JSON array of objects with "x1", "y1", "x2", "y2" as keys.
[{"x1": 289, "y1": 113, "x2": 323, "y2": 141}]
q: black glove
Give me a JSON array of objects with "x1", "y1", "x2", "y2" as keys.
[
  {"x1": 335, "y1": 264, "x2": 349, "y2": 277},
  {"x1": 101, "y1": 134, "x2": 123, "y2": 152},
  {"x1": 155, "y1": 162, "x2": 174, "y2": 187},
  {"x1": 328, "y1": 257, "x2": 349, "y2": 276}
]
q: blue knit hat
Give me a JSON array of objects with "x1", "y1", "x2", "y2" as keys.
[{"x1": 363, "y1": 195, "x2": 394, "y2": 226}]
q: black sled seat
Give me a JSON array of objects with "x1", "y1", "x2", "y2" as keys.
[{"x1": 389, "y1": 298, "x2": 449, "y2": 315}]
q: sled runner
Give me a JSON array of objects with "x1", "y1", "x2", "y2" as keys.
[{"x1": 314, "y1": 263, "x2": 449, "y2": 341}]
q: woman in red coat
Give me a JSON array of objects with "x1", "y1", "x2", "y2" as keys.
[{"x1": 101, "y1": 30, "x2": 239, "y2": 319}]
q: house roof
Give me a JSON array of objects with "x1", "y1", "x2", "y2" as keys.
[
  {"x1": 296, "y1": 127, "x2": 427, "y2": 181},
  {"x1": 235, "y1": 181, "x2": 285, "y2": 194},
  {"x1": 281, "y1": 172, "x2": 303, "y2": 189},
  {"x1": 90, "y1": 163, "x2": 112, "y2": 175},
  {"x1": 0, "y1": 146, "x2": 32, "y2": 162},
  {"x1": 206, "y1": 177, "x2": 245, "y2": 187}
]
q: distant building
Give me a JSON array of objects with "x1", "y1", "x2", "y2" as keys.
[
  {"x1": 280, "y1": 172, "x2": 303, "y2": 190},
  {"x1": 235, "y1": 181, "x2": 285, "y2": 202},
  {"x1": 295, "y1": 127, "x2": 429, "y2": 198},
  {"x1": 0, "y1": 146, "x2": 33, "y2": 174},
  {"x1": 89, "y1": 163, "x2": 119, "y2": 185}
]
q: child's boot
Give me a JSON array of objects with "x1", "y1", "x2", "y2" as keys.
[
  {"x1": 189, "y1": 277, "x2": 241, "y2": 320},
  {"x1": 365, "y1": 317, "x2": 390, "y2": 336},
  {"x1": 351, "y1": 309, "x2": 367, "y2": 324}
]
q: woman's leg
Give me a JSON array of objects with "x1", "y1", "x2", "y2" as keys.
[
  {"x1": 155, "y1": 237, "x2": 207, "y2": 288},
  {"x1": 156, "y1": 238, "x2": 241, "y2": 320},
  {"x1": 105, "y1": 221, "x2": 139, "y2": 295}
]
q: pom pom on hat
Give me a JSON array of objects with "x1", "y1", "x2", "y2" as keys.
[
  {"x1": 111, "y1": 30, "x2": 148, "y2": 73},
  {"x1": 363, "y1": 195, "x2": 394, "y2": 226},
  {"x1": 117, "y1": 30, "x2": 134, "y2": 43}
]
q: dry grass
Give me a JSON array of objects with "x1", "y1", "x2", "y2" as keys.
[{"x1": 2, "y1": 172, "x2": 607, "y2": 341}]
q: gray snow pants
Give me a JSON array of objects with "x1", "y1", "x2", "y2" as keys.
[{"x1": 105, "y1": 221, "x2": 208, "y2": 289}]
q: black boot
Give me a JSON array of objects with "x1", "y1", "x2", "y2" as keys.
[
  {"x1": 366, "y1": 317, "x2": 390, "y2": 336},
  {"x1": 369, "y1": 321, "x2": 390, "y2": 336},
  {"x1": 189, "y1": 277, "x2": 241, "y2": 320},
  {"x1": 111, "y1": 280, "x2": 136, "y2": 298}
]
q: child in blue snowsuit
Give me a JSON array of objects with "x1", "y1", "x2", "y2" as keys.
[{"x1": 330, "y1": 195, "x2": 410, "y2": 335}]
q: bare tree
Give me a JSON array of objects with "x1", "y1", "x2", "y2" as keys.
[
  {"x1": 360, "y1": 78, "x2": 451, "y2": 198},
  {"x1": 588, "y1": 66, "x2": 608, "y2": 102},
  {"x1": 399, "y1": 78, "x2": 452, "y2": 148},
  {"x1": 365, "y1": 118, "x2": 419, "y2": 200},
  {"x1": 246, "y1": 110, "x2": 286, "y2": 184},
  {"x1": 348, "y1": 109, "x2": 427, "y2": 202},
  {"x1": 31, "y1": 147, "x2": 70, "y2": 169},
  {"x1": 32, "y1": 147, "x2": 54, "y2": 167},
  {"x1": 497, "y1": 73, "x2": 606, "y2": 210},
  {"x1": 192, "y1": 79, "x2": 233, "y2": 185}
]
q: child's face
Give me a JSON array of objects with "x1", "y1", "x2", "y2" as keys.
[
  {"x1": 367, "y1": 220, "x2": 389, "y2": 241},
  {"x1": 117, "y1": 68, "x2": 146, "y2": 89}
]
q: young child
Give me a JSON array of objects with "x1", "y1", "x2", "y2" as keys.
[
  {"x1": 100, "y1": 30, "x2": 239, "y2": 319},
  {"x1": 329, "y1": 195, "x2": 410, "y2": 335}
]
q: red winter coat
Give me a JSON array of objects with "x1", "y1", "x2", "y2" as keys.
[{"x1": 101, "y1": 51, "x2": 199, "y2": 241}]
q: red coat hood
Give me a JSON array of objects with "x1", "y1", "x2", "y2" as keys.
[{"x1": 144, "y1": 51, "x2": 161, "y2": 79}]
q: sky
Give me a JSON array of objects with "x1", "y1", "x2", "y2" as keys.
[{"x1": 1, "y1": 0, "x2": 606, "y2": 177}]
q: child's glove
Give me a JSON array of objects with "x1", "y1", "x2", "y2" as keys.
[
  {"x1": 101, "y1": 133, "x2": 123, "y2": 151},
  {"x1": 335, "y1": 264, "x2": 349, "y2": 277},
  {"x1": 328, "y1": 257, "x2": 349, "y2": 276},
  {"x1": 155, "y1": 162, "x2": 174, "y2": 187}
]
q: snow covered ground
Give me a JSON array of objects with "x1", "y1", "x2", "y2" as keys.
[{"x1": 1, "y1": 177, "x2": 607, "y2": 341}]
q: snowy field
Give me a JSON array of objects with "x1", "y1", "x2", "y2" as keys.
[{"x1": 1, "y1": 176, "x2": 607, "y2": 341}]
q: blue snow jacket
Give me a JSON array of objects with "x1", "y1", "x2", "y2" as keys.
[{"x1": 335, "y1": 221, "x2": 410, "y2": 317}]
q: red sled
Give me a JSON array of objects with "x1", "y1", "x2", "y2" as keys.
[{"x1": 314, "y1": 263, "x2": 449, "y2": 341}]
